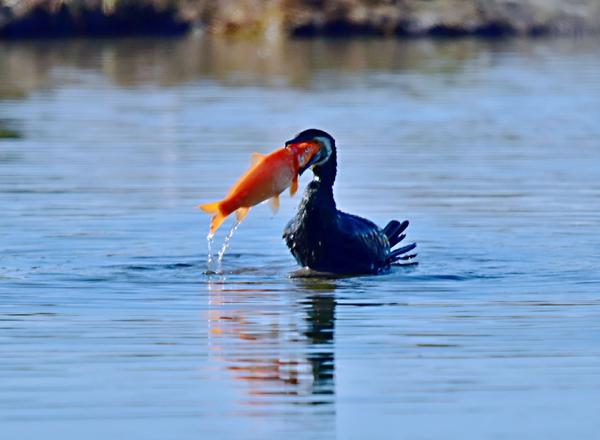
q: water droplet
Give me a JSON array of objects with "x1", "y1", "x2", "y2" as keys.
[{"x1": 206, "y1": 233, "x2": 215, "y2": 273}]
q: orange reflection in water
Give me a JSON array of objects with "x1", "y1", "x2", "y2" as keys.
[{"x1": 207, "y1": 278, "x2": 336, "y2": 406}]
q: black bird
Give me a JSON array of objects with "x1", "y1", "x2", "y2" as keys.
[{"x1": 283, "y1": 129, "x2": 416, "y2": 275}]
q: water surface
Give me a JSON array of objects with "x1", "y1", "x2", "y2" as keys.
[{"x1": 1, "y1": 36, "x2": 600, "y2": 439}]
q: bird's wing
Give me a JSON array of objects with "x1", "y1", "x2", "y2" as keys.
[{"x1": 335, "y1": 211, "x2": 389, "y2": 265}]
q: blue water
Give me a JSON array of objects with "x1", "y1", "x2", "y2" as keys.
[{"x1": 1, "y1": 36, "x2": 600, "y2": 439}]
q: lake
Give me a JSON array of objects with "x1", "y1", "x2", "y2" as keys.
[{"x1": 1, "y1": 35, "x2": 600, "y2": 439}]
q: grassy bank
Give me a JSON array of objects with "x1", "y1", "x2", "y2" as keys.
[{"x1": 1, "y1": 0, "x2": 599, "y2": 38}]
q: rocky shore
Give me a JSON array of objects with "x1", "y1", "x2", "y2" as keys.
[{"x1": 1, "y1": 0, "x2": 599, "y2": 38}]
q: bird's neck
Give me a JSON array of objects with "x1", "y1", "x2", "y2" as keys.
[
  {"x1": 312, "y1": 152, "x2": 337, "y2": 188},
  {"x1": 302, "y1": 178, "x2": 336, "y2": 217},
  {"x1": 299, "y1": 149, "x2": 338, "y2": 219}
]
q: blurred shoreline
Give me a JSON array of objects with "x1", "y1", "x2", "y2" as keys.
[{"x1": 1, "y1": 0, "x2": 599, "y2": 39}]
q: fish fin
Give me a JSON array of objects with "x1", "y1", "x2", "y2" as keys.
[
  {"x1": 250, "y1": 153, "x2": 264, "y2": 166},
  {"x1": 235, "y1": 207, "x2": 250, "y2": 222},
  {"x1": 269, "y1": 194, "x2": 280, "y2": 214},
  {"x1": 290, "y1": 175, "x2": 298, "y2": 196},
  {"x1": 198, "y1": 202, "x2": 226, "y2": 235}
]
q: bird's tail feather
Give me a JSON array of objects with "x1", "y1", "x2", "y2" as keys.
[
  {"x1": 384, "y1": 220, "x2": 417, "y2": 265},
  {"x1": 383, "y1": 220, "x2": 409, "y2": 247}
]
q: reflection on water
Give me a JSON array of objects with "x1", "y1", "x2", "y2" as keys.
[
  {"x1": 2, "y1": 35, "x2": 600, "y2": 440},
  {"x1": 0, "y1": 36, "x2": 514, "y2": 95},
  {"x1": 208, "y1": 278, "x2": 335, "y2": 408}
]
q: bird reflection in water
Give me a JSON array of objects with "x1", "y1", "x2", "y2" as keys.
[{"x1": 207, "y1": 277, "x2": 336, "y2": 407}]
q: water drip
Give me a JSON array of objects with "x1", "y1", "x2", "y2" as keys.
[{"x1": 216, "y1": 220, "x2": 241, "y2": 270}]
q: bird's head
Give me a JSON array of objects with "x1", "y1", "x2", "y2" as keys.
[{"x1": 285, "y1": 129, "x2": 336, "y2": 177}]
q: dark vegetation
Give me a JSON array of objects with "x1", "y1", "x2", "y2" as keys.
[
  {"x1": 0, "y1": 120, "x2": 21, "y2": 139},
  {"x1": 0, "y1": 1, "x2": 188, "y2": 38}
]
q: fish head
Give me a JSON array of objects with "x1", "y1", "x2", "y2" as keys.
[
  {"x1": 286, "y1": 129, "x2": 335, "y2": 175},
  {"x1": 285, "y1": 140, "x2": 321, "y2": 175}
]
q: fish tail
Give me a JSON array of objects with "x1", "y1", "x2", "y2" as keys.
[
  {"x1": 198, "y1": 201, "x2": 220, "y2": 215},
  {"x1": 197, "y1": 201, "x2": 227, "y2": 235},
  {"x1": 209, "y1": 214, "x2": 227, "y2": 235}
]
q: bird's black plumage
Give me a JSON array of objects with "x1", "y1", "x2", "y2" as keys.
[{"x1": 283, "y1": 129, "x2": 416, "y2": 274}]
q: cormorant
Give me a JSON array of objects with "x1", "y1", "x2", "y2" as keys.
[{"x1": 283, "y1": 129, "x2": 416, "y2": 275}]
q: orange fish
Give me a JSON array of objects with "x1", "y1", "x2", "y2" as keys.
[{"x1": 198, "y1": 142, "x2": 320, "y2": 235}]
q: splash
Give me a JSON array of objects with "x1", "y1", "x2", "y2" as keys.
[{"x1": 205, "y1": 219, "x2": 242, "y2": 274}]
